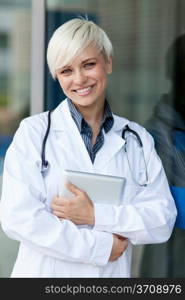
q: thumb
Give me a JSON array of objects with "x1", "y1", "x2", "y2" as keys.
[{"x1": 66, "y1": 181, "x2": 81, "y2": 196}]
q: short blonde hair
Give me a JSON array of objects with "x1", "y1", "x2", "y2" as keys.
[{"x1": 47, "y1": 18, "x2": 113, "y2": 79}]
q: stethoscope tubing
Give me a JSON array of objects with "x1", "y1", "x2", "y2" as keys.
[
  {"x1": 41, "y1": 110, "x2": 52, "y2": 172},
  {"x1": 41, "y1": 110, "x2": 149, "y2": 186}
]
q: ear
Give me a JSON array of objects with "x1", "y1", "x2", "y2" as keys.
[{"x1": 106, "y1": 56, "x2": 112, "y2": 74}]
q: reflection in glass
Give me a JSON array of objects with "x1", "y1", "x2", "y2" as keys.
[{"x1": 140, "y1": 34, "x2": 185, "y2": 277}]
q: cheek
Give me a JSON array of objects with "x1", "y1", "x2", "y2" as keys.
[
  {"x1": 92, "y1": 68, "x2": 108, "y2": 83},
  {"x1": 58, "y1": 78, "x2": 71, "y2": 91}
]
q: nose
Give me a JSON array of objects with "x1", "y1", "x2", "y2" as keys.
[{"x1": 73, "y1": 69, "x2": 87, "y2": 85}]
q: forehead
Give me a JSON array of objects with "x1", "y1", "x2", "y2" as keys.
[{"x1": 66, "y1": 45, "x2": 102, "y2": 66}]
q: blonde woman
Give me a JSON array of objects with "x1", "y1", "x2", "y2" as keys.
[{"x1": 0, "y1": 18, "x2": 177, "y2": 278}]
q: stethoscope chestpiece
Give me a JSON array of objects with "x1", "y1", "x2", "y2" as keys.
[{"x1": 41, "y1": 160, "x2": 49, "y2": 175}]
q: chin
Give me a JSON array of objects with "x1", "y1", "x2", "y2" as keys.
[{"x1": 71, "y1": 97, "x2": 99, "y2": 107}]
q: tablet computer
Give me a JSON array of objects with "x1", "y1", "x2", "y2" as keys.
[{"x1": 59, "y1": 169, "x2": 125, "y2": 205}]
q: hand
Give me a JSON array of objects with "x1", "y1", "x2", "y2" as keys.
[
  {"x1": 109, "y1": 234, "x2": 128, "y2": 262},
  {"x1": 51, "y1": 182, "x2": 95, "y2": 225}
]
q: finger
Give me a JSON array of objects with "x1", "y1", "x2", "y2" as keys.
[
  {"x1": 52, "y1": 196, "x2": 62, "y2": 205},
  {"x1": 119, "y1": 237, "x2": 128, "y2": 241},
  {"x1": 123, "y1": 239, "x2": 128, "y2": 250},
  {"x1": 51, "y1": 204, "x2": 65, "y2": 212},
  {"x1": 52, "y1": 196, "x2": 59, "y2": 204},
  {"x1": 52, "y1": 196, "x2": 68, "y2": 206},
  {"x1": 66, "y1": 181, "x2": 82, "y2": 196},
  {"x1": 53, "y1": 210, "x2": 65, "y2": 218},
  {"x1": 115, "y1": 234, "x2": 127, "y2": 241},
  {"x1": 120, "y1": 240, "x2": 128, "y2": 255}
]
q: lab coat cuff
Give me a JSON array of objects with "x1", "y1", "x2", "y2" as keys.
[{"x1": 94, "y1": 203, "x2": 114, "y2": 230}]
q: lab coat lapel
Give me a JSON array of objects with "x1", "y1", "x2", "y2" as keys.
[
  {"x1": 51, "y1": 100, "x2": 94, "y2": 171},
  {"x1": 51, "y1": 100, "x2": 129, "y2": 172},
  {"x1": 94, "y1": 115, "x2": 128, "y2": 171}
]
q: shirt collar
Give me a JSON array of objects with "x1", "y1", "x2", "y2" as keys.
[
  {"x1": 67, "y1": 98, "x2": 114, "y2": 133},
  {"x1": 67, "y1": 98, "x2": 83, "y2": 132}
]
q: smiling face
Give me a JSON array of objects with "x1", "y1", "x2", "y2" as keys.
[{"x1": 56, "y1": 45, "x2": 112, "y2": 109}]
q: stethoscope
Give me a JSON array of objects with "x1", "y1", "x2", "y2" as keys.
[{"x1": 41, "y1": 110, "x2": 149, "y2": 187}]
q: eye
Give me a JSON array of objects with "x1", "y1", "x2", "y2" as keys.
[
  {"x1": 84, "y1": 62, "x2": 96, "y2": 68},
  {"x1": 61, "y1": 69, "x2": 72, "y2": 75}
]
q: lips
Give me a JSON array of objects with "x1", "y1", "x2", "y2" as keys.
[{"x1": 72, "y1": 85, "x2": 94, "y2": 95}]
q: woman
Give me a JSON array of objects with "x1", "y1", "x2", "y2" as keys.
[{"x1": 0, "y1": 18, "x2": 177, "y2": 278}]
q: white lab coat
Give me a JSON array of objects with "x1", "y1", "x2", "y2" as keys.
[{"x1": 0, "y1": 99, "x2": 177, "y2": 277}]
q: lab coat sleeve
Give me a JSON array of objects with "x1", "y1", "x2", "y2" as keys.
[
  {"x1": 94, "y1": 127, "x2": 177, "y2": 245},
  {"x1": 0, "y1": 119, "x2": 113, "y2": 266}
]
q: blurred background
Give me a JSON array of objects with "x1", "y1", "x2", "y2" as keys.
[{"x1": 0, "y1": 0, "x2": 185, "y2": 277}]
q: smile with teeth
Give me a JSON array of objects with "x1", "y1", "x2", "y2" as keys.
[{"x1": 73, "y1": 85, "x2": 94, "y2": 95}]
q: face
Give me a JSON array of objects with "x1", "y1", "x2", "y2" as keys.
[{"x1": 56, "y1": 45, "x2": 112, "y2": 109}]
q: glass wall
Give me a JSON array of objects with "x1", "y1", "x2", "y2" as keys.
[
  {"x1": 45, "y1": 0, "x2": 179, "y2": 125},
  {"x1": 45, "y1": 0, "x2": 185, "y2": 278},
  {"x1": 0, "y1": 0, "x2": 31, "y2": 277}
]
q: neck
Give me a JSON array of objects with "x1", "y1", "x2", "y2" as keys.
[{"x1": 75, "y1": 99, "x2": 105, "y2": 127}]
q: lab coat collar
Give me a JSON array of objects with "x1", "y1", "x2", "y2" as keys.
[
  {"x1": 51, "y1": 99, "x2": 74, "y2": 131},
  {"x1": 93, "y1": 115, "x2": 130, "y2": 170},
  {"x1": 50, "y1": 99, "x2": 129, "y2": 170},
  {"x1": 51, "y1": 99, "x2": 129, "y2": 133}
]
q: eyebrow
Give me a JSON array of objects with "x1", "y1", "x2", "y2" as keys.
[
  {"x1": 81, "y1": 57, "x2": 97, "y2": 63},
  {"x1": 61, "y1": 57, "x2": 97, "y2": 70}
]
